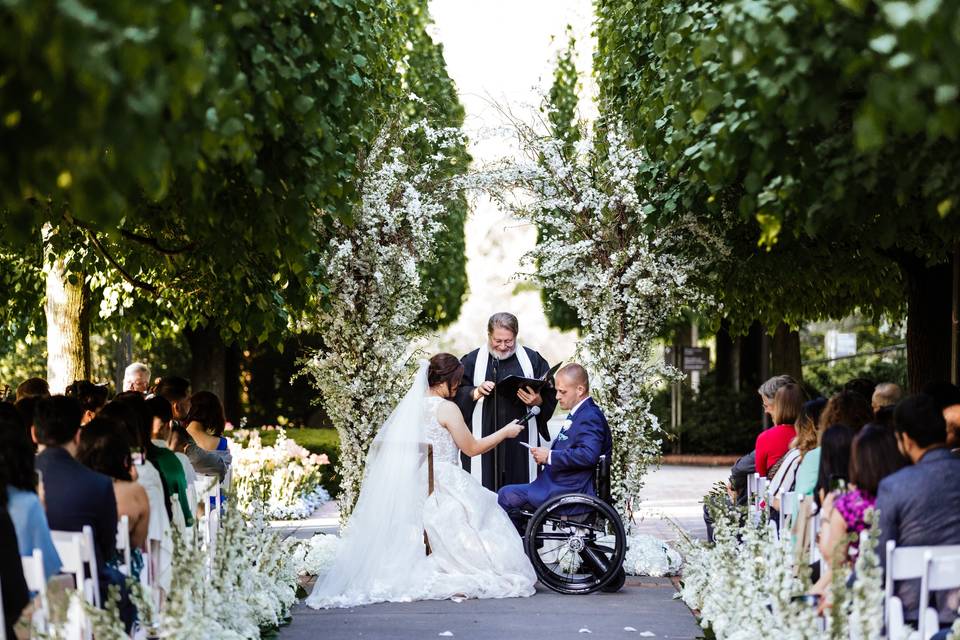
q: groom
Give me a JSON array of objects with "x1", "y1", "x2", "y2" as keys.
[{"x1": 497, "y1": 363, "x2": 612, "y2": 517}]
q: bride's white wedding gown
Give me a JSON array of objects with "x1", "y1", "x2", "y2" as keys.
[{"x1": 305, "y1": 394, "x2": 536, "y2": 609}]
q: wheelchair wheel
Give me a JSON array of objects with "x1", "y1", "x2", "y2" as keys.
[{"x1": 524, "y1": 493, "x2": 626, "y2": 595}]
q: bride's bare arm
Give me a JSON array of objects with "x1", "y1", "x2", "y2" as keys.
[{"x1": 436, "y1": 401, "x2": 523, "y2": 457}]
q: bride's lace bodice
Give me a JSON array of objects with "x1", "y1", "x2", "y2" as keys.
[{"x1": 423, "y1": 396, "x2": 460, "y2": 465}]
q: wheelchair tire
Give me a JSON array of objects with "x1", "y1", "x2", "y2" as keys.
[
  {"x1": 524, "y1": 493, "x2": 627, "y2": 595},
  {"x1": 600, "y1": 566, "x2": 626, "y2": 592}
]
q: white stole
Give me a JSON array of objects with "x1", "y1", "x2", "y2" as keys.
[{"x1": 470, "y1": 344, "x2": 540, "y2": 483}]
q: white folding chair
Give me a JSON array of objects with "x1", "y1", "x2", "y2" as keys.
[
  {"x1": 115, "y1": 515, "x2": 131, "y2": 577},
  {"x1": 746, "y1": 472, "x2": 758, "y2": 513},
  {"x1": 779, "y1": 491, "x2": 798, "y2": 534},
  {"x1": 51, "y1": 526, "x2": 100, "y2": 608},
  {"x1": 21, "y1": 548, "x2": 50, "y2": 633},
  {"x1": 885, "y1": 541, "x2": 960, "y2": 640},
  {"x1": 0, "y1": 574, "x2": 5, "y2": 640},
  {"x1": 918, "y1": 553, "x2": 960, "y2": 640}
]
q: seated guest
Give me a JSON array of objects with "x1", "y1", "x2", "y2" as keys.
[
  {"x1": 77, "y1": 418, "x2": 150, "y2": 552},
  {"x1": 878, "y1": 394, "x2": 960, "y2": 627},
  {"x1": 811, "y1": 424, "x2": 904, "y2": 598},
  {"x1": 146, "y1": 396, "x2": 197, "y2": 522},
  {"x1": 770, "y1": 398, "x2": 822, "y2": 510},
  {"x1": 100, "y1": 399, "x2": 173, "y2": 530},
  {"x1": 872, "y1": 382, "x2": 902, "y2": 416},
  {"x1": 0, "y1": 403, "x2": 61, "y2": 579},
  {"x1": 794, "y1": 390, "x2": 873, "y2": 497},
  {"x1": 122, "y1": 363, "x2": 151, "y2": 394},
  {"x1": 922, "y1": 381, "x2": 960, "y2": 454},
  {"x1": 33, "y1": 397, "x2": 119, "y2": 594},
  {"x1": 14, "y1": 396, "x2": 40, "y2": 451},
  {"x1": 185, "y1": 391, "x2": 233, "y2": 468},
  {"x1": 843, "y1": 377, "x2": 877, "y2": 404},
  {"x1": 15, "y1": 378, "x2": 49, "y2": 402},
  {"x1": 755, "y1": 382, "x2": 806, "y2": 478},
  {"x1": 788, "y1": 398, "x2": 827, "y2": 497},
  {"x1": 154, "y1": 377, "x2": 227, "y2": 479},
  {"x1": 1, "y1": 505, "x2": 29, "y2": 640},
  {"x1": 813, "y1": 424, "x2": 854, "y2": 509},
  {"x1": 65, "y1": 380, "x2": 109, "y2": 425}
]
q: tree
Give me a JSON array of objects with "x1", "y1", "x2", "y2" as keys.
[
  {"x1": 594, "y1": 0, "x2": 960, "y2": 390},
  {"x1": 403, "y1": 0, "x2": 471, "y2": 328},
  {"x1": 0, "y1": 0, "x2": 449, "y2": 395},
  {"x1": 538, "y1": 28, "x2": 582, "y2": 331}
]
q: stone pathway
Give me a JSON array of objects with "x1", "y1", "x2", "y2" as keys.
[{"x1": 272, "y1": 464, "x2": 727, "y2": 639}]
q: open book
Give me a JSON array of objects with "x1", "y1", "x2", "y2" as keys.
[{"x1": 494, "y1": 361, "x2": 563, "y2": 399}]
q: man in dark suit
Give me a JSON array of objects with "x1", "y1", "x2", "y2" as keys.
[
  {"x1": 878, "y1": 394, "x2": 960, "y2": 625},
  {"x1": 497, "y1": 363, "x2": 612, "y2": 515},
  {"x1": 33, "y1": 396, "x2": 119, "y2": 581}
]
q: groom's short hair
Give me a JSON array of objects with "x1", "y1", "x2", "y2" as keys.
[
  {"x1": 487, "y1": 312, "x2": 519, "y2": 336},
  {"x1": 558, "y1": 363, "x2": 589, "y2": 392}
]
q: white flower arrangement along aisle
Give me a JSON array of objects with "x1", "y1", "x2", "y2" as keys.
[
  {"x1": 677, "y1": 486, "x2": 888, "y2": 640},
  {"x1": 300, "y1": 118, "x2": 467, "y2": 522},
  {"x1": 38, "y1": 507, "x2": 302, "y2": 639},
  {"x1": 229, "y1": 426, "x2": 331, "y2": 520},
  {"x1": 477, "y1": 115, "x2": 715, "y2": 520}
]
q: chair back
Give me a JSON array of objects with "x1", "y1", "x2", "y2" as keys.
[
  {"x1": 0, "y1": 573, "x2": 6, "y2": 640},
  {"x1": 594, "y1": 454, "x2": 611, "y2": 504},
  {"x1": 115, "y1": 515, "x2": 131, "y2": 576},
  {"x1": 21, "y1": 548, "x2": 50, "y2": 632},
  {"x1": 51, "y1": 526, "x2": 100, "y2": 608},
  {"x1": 919, "y1": 552, "x2": 960, "y2": 640},
  {"x1": 885, "y1": 541, "x2": 960, "y2": 637},
  {"x1": 779, "y1": 491, "x2": 798, "y2": 533}
]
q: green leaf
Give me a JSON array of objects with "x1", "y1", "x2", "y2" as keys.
[
  {"x1": 868, "y1": 34, "x2": 897, "y2": 55},
  {"x1": 883, "y1": 2, "x2": 914, "y2": 27}
]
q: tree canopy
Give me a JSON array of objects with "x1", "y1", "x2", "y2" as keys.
[{"x1": 594, "y1": 0, "x2": 960, "y2": 386}]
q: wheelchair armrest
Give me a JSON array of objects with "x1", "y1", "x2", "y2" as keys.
[{"x1": 594, "y1": 454, "x2": 612, "y2": 503}]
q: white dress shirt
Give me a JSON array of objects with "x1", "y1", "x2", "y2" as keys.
[{"x1": 547, "y1": 396, "x2": 591, "y2": 465}]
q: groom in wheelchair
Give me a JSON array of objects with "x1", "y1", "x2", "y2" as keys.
[{"x1": 497, "y1": 363, "x2": 626, "y2": 594}]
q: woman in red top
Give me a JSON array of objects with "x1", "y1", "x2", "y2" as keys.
[{"x1": 755, "y1": 382, "x2": 806, "y2": 477}]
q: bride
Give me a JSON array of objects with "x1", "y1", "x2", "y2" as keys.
[{"x1": 305, "y1": 353, "x2": 537, "y2": 609}]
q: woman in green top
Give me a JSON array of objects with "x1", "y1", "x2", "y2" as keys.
[{"x1": 145, "y1": 396, "x2": 195, "y2": 527}]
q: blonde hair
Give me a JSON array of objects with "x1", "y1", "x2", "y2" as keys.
[{"x1": 771, "y1": 383, "x2": 805, "y2": 425}]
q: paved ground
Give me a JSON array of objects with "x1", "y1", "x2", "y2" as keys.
[
  {"x1": 272, "y1": 465, "x2": 726, "y2": 640},
  {"x1": 283, "y1": 577, "x2": 702, "y2": 640}
]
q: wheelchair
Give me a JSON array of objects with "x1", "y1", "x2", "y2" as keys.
[{"x1": 513, "y1": 454, "x2": 627, "y2": 594}]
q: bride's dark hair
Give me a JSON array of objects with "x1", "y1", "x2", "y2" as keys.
[{"x1": 428, "y1": 353, "x2": 464, "y2": 395}]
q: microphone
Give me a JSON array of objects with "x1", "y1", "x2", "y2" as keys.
[{"x1": 518, "y1": 405, "x2": 541, "y2": 424}]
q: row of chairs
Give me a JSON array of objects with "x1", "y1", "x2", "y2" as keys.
[
  {"x1": 747, "y1": 471, "x2": 960, "y2": 639},
  {"x1": 11, "y1": 474, "x2": 227, "y2": 640}
]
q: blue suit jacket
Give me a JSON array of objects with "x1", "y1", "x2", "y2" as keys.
[
  {"x1": 525, "y1": 397, "x2": 612, "y2": 507},
  {"x1": 35, "y1": 446, "x2": 118, "y2": 568}
]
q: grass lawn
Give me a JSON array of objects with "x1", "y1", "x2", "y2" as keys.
[{"x1": 256, "y1": 426, "x2": 340, "y2": 454}]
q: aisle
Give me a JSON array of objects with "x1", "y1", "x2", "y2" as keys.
[
  {"x1": 274, "y1": 465, "x2": 725, "y2": 639},
  {"x1": 281, "y1": 576, "x2": 702, "y2": 640}
]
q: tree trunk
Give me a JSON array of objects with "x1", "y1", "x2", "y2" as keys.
[
  {"x1": 223, "y1": 342, "x2": 242, "y2": 425},
  {"x1": 739, "y1": 320, "x2": 767, "y2": 427},
  {"x1": 113, "y1": 332, "x2": 133, "y2": 393},
  {"x1": 715, "y1": 318, "x2": 736, "y2": 389},
  {"x1": 185, "y1": 323, "x2": 227, "y2": 400},
  {"x1": 45, "y1": 255, "x2": 92, "y2": 393},
  {"x1": 903, "y1": 259, "x2": 952, "y2": 392},
  {"x1": 771, "y1": 322, "x2": 803, "y2": 382}
]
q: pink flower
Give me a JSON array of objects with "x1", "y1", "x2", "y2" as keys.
[{"x1": 224, "y1": 421, "x2": 235, "y2": 432}]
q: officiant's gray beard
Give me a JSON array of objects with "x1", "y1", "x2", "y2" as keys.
[{"x1": 488, "y1": 347, "x2": 516, "y2": 360}]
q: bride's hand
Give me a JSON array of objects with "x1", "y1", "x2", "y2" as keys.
[{"x1": 501, "y1": 420, "x2": 524, "y2": 439}]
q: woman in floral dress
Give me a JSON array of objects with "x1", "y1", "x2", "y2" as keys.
[{"x1": 812, "y1": 424, "x2": 905, "y2": 597}]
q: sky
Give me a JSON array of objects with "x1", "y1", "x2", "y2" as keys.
[{"x1": 424, "y1": 0, "x2": 595, "y2": 365}]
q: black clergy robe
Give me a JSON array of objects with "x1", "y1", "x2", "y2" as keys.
[{"x1": 454, "y1": 347, "x2": 558, "y2": 491}]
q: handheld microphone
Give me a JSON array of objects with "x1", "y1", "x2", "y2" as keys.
[{"x1": 518, "y1": 405, "x2": 541, "y2": 424}]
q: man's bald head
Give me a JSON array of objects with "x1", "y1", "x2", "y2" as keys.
[
  {"x1": 555, "y1": 363, "x2": 590, "y2": 411},
  {"x1": 558, "y1": 364, "x2": 589, "y2": 391}
]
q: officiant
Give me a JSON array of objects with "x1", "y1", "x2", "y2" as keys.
[{"x1": 455, "y1": 312, "x2": 558, "y2": 491}]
